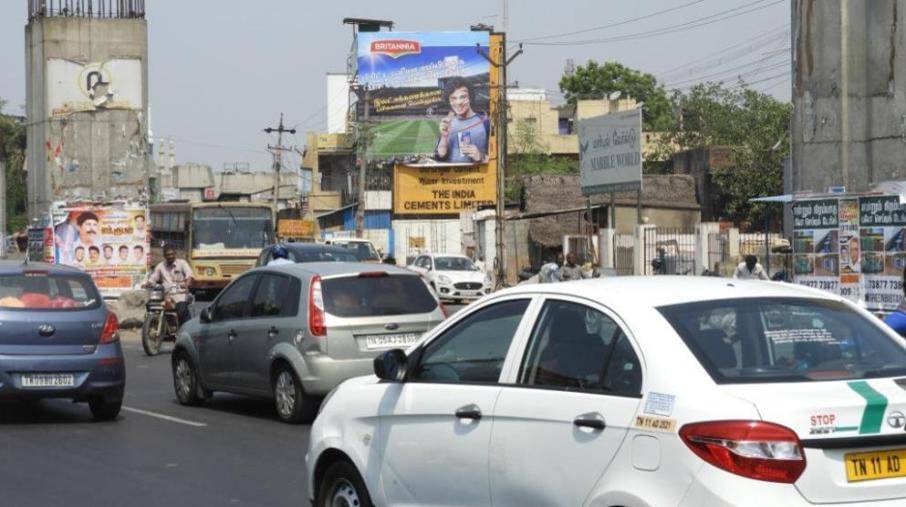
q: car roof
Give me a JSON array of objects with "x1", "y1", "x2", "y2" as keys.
[
  {"x1": 275, "y1": 243, "x2": 352, "y2": 254},
  {"x1": 429, "y1": 253, "x2": 469, "y2": 259},
  {"x1": 0, "y1": 261, "x2": 85, "y2": 276},
  {"x1": 256, "y1": 261, "x2": 413, "y2": 277},
  {"x1": 497, "y1": 276, "x2": 840, "y2": 308}
]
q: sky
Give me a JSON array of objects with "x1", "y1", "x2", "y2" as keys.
[{"x1": 0, "y1": 0, "x2": 791, "y2": 171}]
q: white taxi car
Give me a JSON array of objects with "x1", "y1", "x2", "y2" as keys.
[{"x1": 306, "y1": 277, "x2": 906, "y2": 506}]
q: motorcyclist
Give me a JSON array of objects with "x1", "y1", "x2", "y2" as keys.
[
  {"x1": 267, "y1": 245, "x2": 294, "y2": 266},
  {"x1": 145, "y1": 244, "x2": 194, "y2": 325}
]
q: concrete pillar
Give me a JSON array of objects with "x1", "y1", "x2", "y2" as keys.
[
  {"x1": 696, "y1": 222, "x2": 720, "y2": 274},
  {"x1": 634, "y1": 224, "x2": 656, "y2": 275},
  {"x1": 599, "y1": 228, "x2": 615, "y2": 269},
  {"x1": 727, "y1": 228, "x2": 741, "y2": 262}
]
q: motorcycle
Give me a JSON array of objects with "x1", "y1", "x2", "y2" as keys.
[{"x1": 142, "y1": 284, "x2": 187, "y2": 356}]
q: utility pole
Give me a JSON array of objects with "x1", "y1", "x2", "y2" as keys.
[
  {"x1": 355, "y1": 88, "x2": 370, "y2": 238},
  {"x1": 0, "y1": 162, "x2": 6, "y2": 259},
  {"x1": 479, "y1": 33, "x2": 522, "y2": 289},
  {"x1": 263, "y1": 113, "x2": 296, "y2": 222}
]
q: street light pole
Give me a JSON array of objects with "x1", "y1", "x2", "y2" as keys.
[{"x1": 478, "y1": 33, "x2": 522, "y2": 289}]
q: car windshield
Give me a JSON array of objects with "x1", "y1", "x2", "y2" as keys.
[
  {"x1": 335, "y1": 242, "x2": 380, "y2": 262},
  {"x1": 434, "y1": 256, "x2": 476, "y2": 271},
  {"x1": 0, "y1": 273, "x2": 100, "y2": 310},
  {"x1": 658, "y1": 297, "x2": 906, "y2": 383},
  {"x1": 322, "y1": 274, "x2": 438, "y2": 317},
  {"x1": 192, "y1": 207, "x2": 274, "y2": 250},
  {"x1": 292, "y1": 249, "x2": 358, "y2": 263}
]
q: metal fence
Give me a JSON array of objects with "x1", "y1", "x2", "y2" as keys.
[
  {"x1": 644, "y1": 228, "x2": 697, "y2": 276},
  {"x1": 29, "y1": 0, "x2": 145, "y2": 19},
  {"x1": 613, "y1": 233, "x2": 635, "y2": 276},
  {"x1": 707, "y1": 231, "x2": 729, "y2": 273}
]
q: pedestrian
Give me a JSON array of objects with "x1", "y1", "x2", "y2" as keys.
[
  {"x1": 560, "y1": 253, "x2": 583, "y2": 281},
  {"x1": 733, "y1": 255, "x2": 769, "y2": 280},
  {"x1": 539, "y1": 254, "x2": 563, "y2": 283},
  {"x1": 884, "y1": 267, "x2": 906, "y2": 337}
]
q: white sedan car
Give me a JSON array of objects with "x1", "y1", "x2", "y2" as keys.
[
  {"x1": 306, "y1": 277, "x2": 906, "y2": 506},
  {"x1": 408, "y1": 253, "x2": 491, "y2": 302}
]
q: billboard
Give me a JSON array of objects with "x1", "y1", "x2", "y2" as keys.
[
  {"x1": 792, "y1": 195, "x2": 906, "y2": 312},
  {"x1": 578, "y1": 109, "x2": 643, "y2": 196},
  {"x1": 51, "y1": 204, "x2": 150, "y2": 297},
  {"x1": 46, "y1": 58, "x2": 143, "y2": 118},
  {"x1": 356, "y1": 31, "x2": 491, "y2": 161},
  {"x1": 393, "y1": 163, "x2": 496, "y2": 215}
]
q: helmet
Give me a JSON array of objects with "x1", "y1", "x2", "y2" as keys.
[{"x1": 272, "y1": 245, "x2": 289, "y2": 260}]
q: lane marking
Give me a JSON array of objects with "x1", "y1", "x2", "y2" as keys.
[{"x1": 122, "y1": 406, "x2": 208, "y2": 427}]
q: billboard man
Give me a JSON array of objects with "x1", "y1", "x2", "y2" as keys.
[
  {"x1": 132, "y1": 244, "x2": 146, "y2": 265},
  {"x1": 118, "y1": 245, "x2": 130, "y2": 264},
  {"x1": 435, "y1": 77, "x2": 489, "y2": 164},
  {"x1": 103, "y1": 244, "x2": 115, "y2": 265},
  {"x1": 75, "y1": 212, "x2": 100, "y2": 249},
  {"x1": 133, "y1": 214, "x2": 147, "y2": 240},
  {"x1": 87, "y1": 245, "x2": 102, "y2": 267},
  {"x1": 73, "y1": 246, "x2": 86, "y2": 267}
]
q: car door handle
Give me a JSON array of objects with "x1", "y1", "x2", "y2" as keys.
[
  {"x1": 455, "y1": 404, "x2": 482, "y2": 421},
  {"x1": 267, "y1": 326, "x2": 279, "y2": 337},
  {"x1": 573, "y1": 413, "x2": 606, "y2": 431}
]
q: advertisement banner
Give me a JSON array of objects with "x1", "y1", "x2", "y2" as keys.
[
  {"x1": 51, "y1": 204, "x2": 150, "y2": 297},
  {"x1": 393, "y1": 163, "x2": 496, "y2": 215},
  {"x1": 356, "y1": 31, "x2": 491, "y2": 160},
  {"x1": 860, "y1": 196, "x2": 906, "y2": 311},
  {"x1": 792, "y1": 199, "x2": 841, "y2": 298},
  {"x1": 577, "y1": 109, "x2": 643, "y2": 196},
  {"x1": 792, "y1": 199, "x2": 839, "y2": 230}
]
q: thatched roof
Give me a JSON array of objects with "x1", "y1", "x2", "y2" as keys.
[{"x1": 521, "y1": 174, "x2": 700, "y2": 247}]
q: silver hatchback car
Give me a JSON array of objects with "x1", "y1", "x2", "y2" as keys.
[{"x1": 171, "y1": 262, "x2": 445, "y2": 423}]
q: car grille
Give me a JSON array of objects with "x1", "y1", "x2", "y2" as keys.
[
  {"x1": 454, "y1": 282, "x2": 483, "y2": 290},
  {"x1": 221, "y1": 263, "x2": 251, "y2": 277}
]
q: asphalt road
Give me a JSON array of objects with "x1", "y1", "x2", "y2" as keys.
[
  {"x1": 0, "y1": 331, "x2": 311, "y2": 507},
  {"x1": 1, "y1": 298, "x2": 468, "y2": 507}
]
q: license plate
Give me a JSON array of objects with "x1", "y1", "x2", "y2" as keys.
[
  {"x1": 364, "y1": 333, "x2": 420, "y2": 350},
  {"x1": 845, "y1": 448, "x2": 906, "y2": 482},
  {"x1": 20, "y1": 373, "x2": 75, "y2": 388}
]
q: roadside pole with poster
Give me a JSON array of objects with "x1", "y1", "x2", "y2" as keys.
[
  {"x1": 838, "y1": 198, "x2": 862, "y2": 302},
  {"x1": 50, "y1": 202, "x2": 150, "y2": 298}
]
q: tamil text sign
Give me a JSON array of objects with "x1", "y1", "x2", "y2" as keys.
[
  {"x1": 578, "y1": 109, "x2": 643, "y2": 196},
  {"x1": 393, "y1": 164, "x2": 496, "y2": 215}
]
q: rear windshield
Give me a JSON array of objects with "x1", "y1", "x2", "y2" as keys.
[
  {"x1": 292, "y1": 250, "x2": 358, "y2": 263},
  {"x1": 658, "y1": 297, "x2": 906, "y2": 383},
  {"x1": 0, "y1": 273, "x2": 101, "y2": 311},
  {"x1": 322, "y1": 274, "x2": 438, "y2": 317},
  {"x1": 335, "y1": 242, "x2": 380, "y2": 262}
]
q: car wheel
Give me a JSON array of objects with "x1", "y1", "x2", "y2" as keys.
[
  {"x1": 272, "y1": 364, "x2": 316, "y2": 424},
  {"x1": 88, "y1": 396, "x2": 121, "y2": 421},
  {"x1": 316, "y1": 460, "x2": 373, "y2": 507},
  {"x1": 142, "y1": 313, "x2": 163, "y2": 356},
  {"x1": 172, "y1": 352, "x2": 205, "y2": 406}
]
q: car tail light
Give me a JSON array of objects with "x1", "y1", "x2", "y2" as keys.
[
  {"x1": 99, "y1": 312, "x2": 120, "y2": 344},
  {"x1": 679, "y1": 420, "x2": 806, "y2": 483},
  {"x1": 309, "y1": 275, "x2": 326, "y2": 337}
]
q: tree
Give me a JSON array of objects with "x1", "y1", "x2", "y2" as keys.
[
  {"x1": 559, "y1": 61, "x2": 672, "y2": 131},
  {"x1": 0, "y1": 98, "x2": 28, "y2": 233},
  {"x1": 657, "y1": 83, "x2": 791, "y2": 228}
]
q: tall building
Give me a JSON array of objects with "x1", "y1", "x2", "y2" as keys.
[{"x1": 25, "y1": 0, "x2": 150, "y2": 219}]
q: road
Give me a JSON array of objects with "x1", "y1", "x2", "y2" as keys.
[
  {"x1": 1, "y1": 300, "x2": 468, "y2": 507},
  {"x1": 0, "y1": 331, "x2": 312, "y2": 507}
]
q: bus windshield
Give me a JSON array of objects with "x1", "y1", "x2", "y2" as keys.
[{"x1": 192, "y1": 207, "x2": 274, "y2": 250}]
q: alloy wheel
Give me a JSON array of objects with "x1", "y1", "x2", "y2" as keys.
[
  {"x1": 175, "y1": 358, "x2": 193, "y2": 401},
  {"x1": 275, "y1": 370, "x2": 295, "y2": 418},
  {"x1": 329, "y1": 479, "x2": 360, "y2": 507}
]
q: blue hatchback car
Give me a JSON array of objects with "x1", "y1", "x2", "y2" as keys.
[{"x1": 0, "y1": 261, "x2": 125, "y2": 420}]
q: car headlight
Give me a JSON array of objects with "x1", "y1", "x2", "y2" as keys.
[{"x1": 438, "y1": 275, "x2": 452, "y2": 284}]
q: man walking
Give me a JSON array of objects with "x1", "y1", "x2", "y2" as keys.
[
  {"x1": 733, "y1": 255, "x2": 769, "y2": 280},
  {"x1": 560, "y1": 253, "x2": 584, "y2": 281}
]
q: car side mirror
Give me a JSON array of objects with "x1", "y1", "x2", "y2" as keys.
[
  {"x1": 374, "y1": 349, "x2": 408, "y2": 382},
  {"x1": 200, "y1": 307, "x2": 213, "y2": 324}
]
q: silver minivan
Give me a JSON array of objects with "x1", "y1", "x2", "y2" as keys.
[{"x1": 170, "y1": 262, "x2": 445, "y2": 423}]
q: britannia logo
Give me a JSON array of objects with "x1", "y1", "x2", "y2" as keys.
[
  {"x1": 887, "y1": 411, "x2": 906, "y2": 429},
  {"x1": 370, "y1": 40, "x2": 421, "y2": 58}
]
